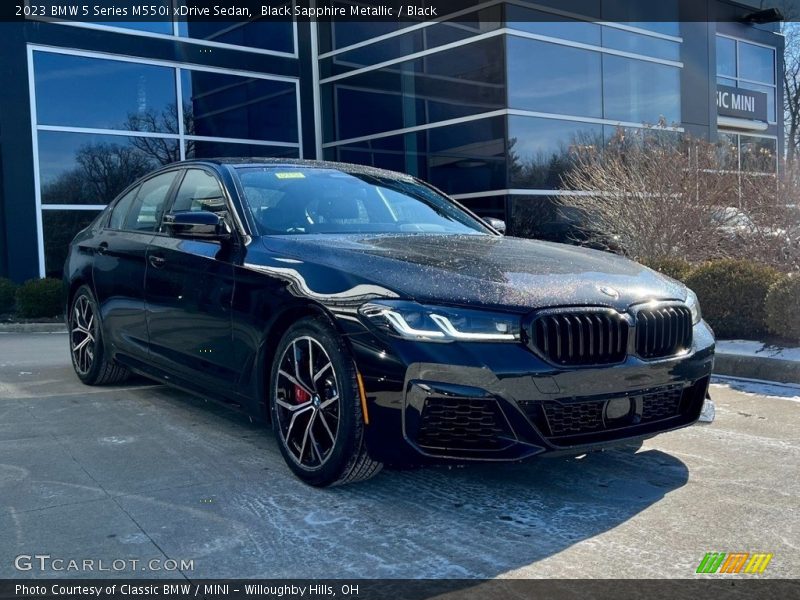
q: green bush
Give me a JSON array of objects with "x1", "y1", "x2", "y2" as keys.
[
  {"x1": 643, "y1": 257, "x2": 694, "y2": 283},
  {"x1": 15, "y1": 278, "x2": 64, "y2": 319},
  {"x1": 0, "y1": 278, "x2": 16, "y2": 314},
  {"x1": 685, "y1": 260, "x2": 780, "y2": 339},
  {"x1": 765, "y1": 275, "x2": 800, "y2": 342}
]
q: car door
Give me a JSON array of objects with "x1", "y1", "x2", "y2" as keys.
[
  {"x1": 144, "y1": 167, "x2": 238, "y2": 390},
  {"x1": 92, "y1": 171, "x2": 180, "y2": 362}
]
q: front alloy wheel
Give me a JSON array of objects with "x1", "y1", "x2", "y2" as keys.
[{"x1": 270, "y1": 317, "x2": 382, "y2": 486}]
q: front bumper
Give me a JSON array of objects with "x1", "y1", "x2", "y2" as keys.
[{"x1": 350, "y1": 320, "x2": 714, "y2": 465}]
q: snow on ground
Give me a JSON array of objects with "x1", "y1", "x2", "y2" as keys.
[
  {"x1": 716, "y1": 339, "x2": 800, "y2": 361},
  {"x1": 711, "y1": 375, "x2": 800, "y2": 402}
]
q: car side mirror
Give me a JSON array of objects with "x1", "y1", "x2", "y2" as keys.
[
  {"x1": 485, "y1": 217, "x2": 506, "y2": 235},
  {"x1": 164, "y1": 211, "x2": 231, "y2": 241}
]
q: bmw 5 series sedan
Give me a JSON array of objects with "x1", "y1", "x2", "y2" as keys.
[{"x1": 65, "y1": 159, "x2": 714, "y2": 486}]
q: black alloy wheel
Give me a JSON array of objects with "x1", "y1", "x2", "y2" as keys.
[{"x1": 271, "y1": 317, "x2": 382, "y2": 486}]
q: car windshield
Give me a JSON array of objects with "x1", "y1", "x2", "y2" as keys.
[{"x1": 235, "y1": 166, "x2": 491, "y2": 236}]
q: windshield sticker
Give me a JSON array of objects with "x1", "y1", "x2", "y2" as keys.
[{"x1": 275, "y1": 172, "x2": 306, "y2": 179}]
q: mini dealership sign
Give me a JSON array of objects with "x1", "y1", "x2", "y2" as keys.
[{"x1": 716, "y1": 84, "x2": 768, "y2": 122}]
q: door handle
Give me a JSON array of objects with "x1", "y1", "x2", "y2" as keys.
[
  {"x1": 96, "y1": 242, "x2": 109, "y2": 255},
  {"x1": 148, "y1": 254, "x2": 167, "y2": 269}
]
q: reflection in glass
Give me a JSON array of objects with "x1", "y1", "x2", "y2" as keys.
[
  {"x1": 177, "y1": 20, "x2": 295, "y2": 54},
  {"x1": 716, "y1": 133, "x2": 739, "y2": 170},
  {"x1": 324, "y1": 37, "x2": 505, "y2": 143},
  {"x1": 716, "y1": 36, "x2": 736, "y2": 78},
  {"x1": 43, "y1": 210, "x2": 100, "y2": 277},
  {"x1": 505, "y1": 6, "x2": 600, "y2": 44},
  {"x1": 603, "y1": 55, "x2": 680, "y2": 124},
  {"x1": 740, "y1": 136, "x2": 776, "y2": 173},
  {"x1": 186, "y1": 141, "x2": 299, "y2": 159},
  {"x1": 602, "y1": 26, "x2": 679, "y2": 60},
  {"x1": 508, "y1": 117, "x2": 603, "y2": 188},
  {"x1": 329, "y1": 117, "x2": 507, "y2": 195},
  {"x1": 38, "y1": 131, "x2": 178, "y2": 205},
  {"x1": 323, "y1": 7, "x2": 500, "y2": 76},
  {"x1": 507, "y1": 37, "x2": 602, "y2": 118},
  {"x1": 34, "y1": 52, "x2": 177, "y2": 132},
  {"x1": 181, "y1": 71, "x2": 298, "y2": 143},
  {"x1": 739, "y1": 42, "x2": 775, "y2": 84}
]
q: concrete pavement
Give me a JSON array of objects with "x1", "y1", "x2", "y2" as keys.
[{"x1": 0, "y1": 332, "x2": 798, "y2": 579}]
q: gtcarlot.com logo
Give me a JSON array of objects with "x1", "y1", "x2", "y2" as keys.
[{"x1": 14, "y1": 554, "x2": 194, "y2": 572}]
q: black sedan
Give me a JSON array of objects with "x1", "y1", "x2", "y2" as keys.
[{"x1": 64, "y1": 159, "x2": 714, "y2": 486}]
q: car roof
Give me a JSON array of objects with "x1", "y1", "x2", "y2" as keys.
[{"x1": 179, "y1": 158, "x2": 418, "y2": 183}]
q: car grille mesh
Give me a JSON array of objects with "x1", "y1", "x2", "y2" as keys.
[
  {"x1": 416, "y1": 397, "x2": 511, "y2": 451},
  {"x1": 522, "y1": 385, "x2": 684, "y2": 439},
  {"x1": 530, "y1": 311, "x2": 628, "y2": 366},
  {"x1": 635, "y1": 305, "x2": 693, "y2": 359}
]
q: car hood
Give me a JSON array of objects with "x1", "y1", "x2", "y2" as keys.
[{"x1": 259, "y1": 234, "x2": 686, "y2": 312}]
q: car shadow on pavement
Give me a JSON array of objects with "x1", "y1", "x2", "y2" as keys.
[{"x1": 100, "y1": 386, "x2": 690, "y2": 579}]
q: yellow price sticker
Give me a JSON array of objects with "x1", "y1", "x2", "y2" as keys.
[{"x1": 275, "y1": 172, "x2": 306, "y2": 179}]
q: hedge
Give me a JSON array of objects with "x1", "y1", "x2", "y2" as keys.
[
  {"x1": 765, "y1": 275, "x2": 800, "y2": 342},
  {"x1": 644, "y1": 257, "x2": 694, "y2": 283},
  {"x1": 15, "y1": 278, "x2": 64, "y2": 319},
  {"x1": 685, "y1": 260, "x2": 781, "y2": 339},
  {"x1": 0, "y1": 278, "x2": 16, "y2": 314}
]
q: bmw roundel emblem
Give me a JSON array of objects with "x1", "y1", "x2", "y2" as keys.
[{"x1": 599, "y1": 286, "x2": 620, "y2": 299}]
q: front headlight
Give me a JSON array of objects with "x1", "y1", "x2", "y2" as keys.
[
  {"x1": 359, "y1": 300, "x2": 521, "y2": 342},
  {"x1": 685, "y1": 288, "x2": 702, "y2": 324}
]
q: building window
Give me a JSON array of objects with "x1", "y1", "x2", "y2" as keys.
[
  {"x1": 33, "y1": 53, "x2": 177, "y2": 132},
  {"x1": 42, "y1": 210, "x2": 100, "y2": 277},
  {"x1": 29, "y1": 46, "x2": 301, "y2": 277},
  {"x1": 717, "y1": 133, "x2": 777, "y2": 173},
  {"x1": 602, "y1": 55, "x2": 681, "y2": 124},
  {"x1": 507, "y1": 37, "x2": 602, "y2": 118},
  {"x1": 508, "y1": 116, "x2": 603, "y2": 188},
  {"x1": 716, "y1": 35, "x2": 777, "y2": 123}
]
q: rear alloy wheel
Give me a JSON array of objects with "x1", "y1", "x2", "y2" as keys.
[
  {"x1": 69, "y1": 285, "x2": 129, "y2": 385},
  {"x1": 270, "y1": 317, "x2": 382, "y2": 486}
]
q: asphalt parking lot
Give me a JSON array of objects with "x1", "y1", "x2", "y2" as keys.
[{"x1": 1, "y1": 332, "x2": 798, "y2": 579}]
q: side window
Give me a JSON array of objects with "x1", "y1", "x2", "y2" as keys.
[
  {"x1": 124, "y1": 171, "x2": 179, "y2": 232},
  {"x1": 108, "y1": 186, "x2": 139, "y2": 230},
  {"x1": 170, "y1": 169, "x2": 228, "y2": 220}
]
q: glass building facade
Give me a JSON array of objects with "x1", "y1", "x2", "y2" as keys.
[{"x1": 0, "y1": 0, "x2": 784, "y2": 281}]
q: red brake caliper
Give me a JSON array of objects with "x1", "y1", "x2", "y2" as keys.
[{"x1": 294, "y1": 385, "x2": 310, "y2": 404}]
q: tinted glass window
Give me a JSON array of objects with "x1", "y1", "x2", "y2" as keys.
[
  {"x1": 508, "y1": 117, "x2": 603, "y2": 188},
  {"x1": 170, "y1": 169, "x2": 228, "y2": 218},
  {"x1": 37, "y1": 131, "x2": 178, "y2": 206},
  {"x1": 716, "y1": 36, "x2": 736, "y2": 78},
  {"x1": 236, "y1": 167, "x2": 490, "y2": 236},
  {"x1": 602, "y1": 27, "x2": 679, "y2": 60},
  {"x1": 506, "y1": 7, "x2": 600, "y2": 44},
  {"x1": 177, "y1": 21, "x2": 295, "y2": 54},
  {"x1": 507, "y1": 37, "x2": 602, "y2": 118},
  {"x1": 603, "y1": 55, "x2": 680, "y2": 123},
  {"x1": 109, "y1": 186, "x2": 139, "y2": 229},
  {"x1": 181, "y1": 71, "x2": 298, "y2": 143},
  {"x1": 739, "y1": 42, "x2": 774, "y2": 84},
  {"x1": 186, "y1": 140, "x2": 299, "y2": 160},
  {"x1": 33, "y1": 52, "x2": 177, "y2": 132},
  {"x1": 124, "y1": 172, "x2": 178, "y2": 232}
]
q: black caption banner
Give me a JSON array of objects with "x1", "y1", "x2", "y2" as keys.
[
  {"x1": 0, "y1": 0, "x2": 792, "y2": 22},
  {"x1": 1, "y1": 580, "x2": 799, "y2": 600}
]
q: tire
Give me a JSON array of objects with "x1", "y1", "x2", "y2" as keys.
[
  {"x1": 270, "y1": 316, "x2": 382, "y2": 487},
  {"x1": 68, "y1": 285, "x2": 130, "y2": 386}
]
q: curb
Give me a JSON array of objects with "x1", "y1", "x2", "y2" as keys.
[
  {"x1": 713, "y1": 352, "x2": 800, "y2": 385},
  {"x1": 0, "y1": 322, "x2": 66, "y2": 333}
]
